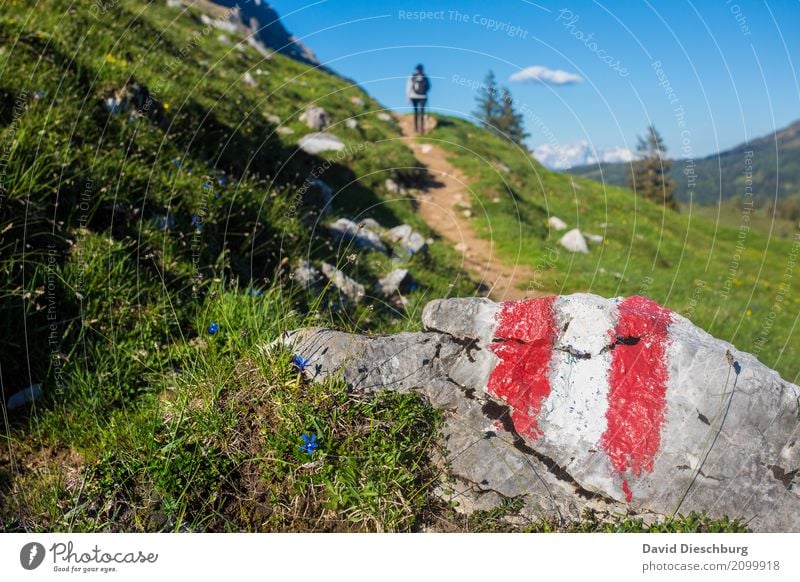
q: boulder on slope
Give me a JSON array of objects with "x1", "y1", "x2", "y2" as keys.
[{"x1": 278, "y1": 294, "x2": 800, "y2": 531}]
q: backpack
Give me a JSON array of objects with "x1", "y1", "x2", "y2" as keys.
[{"x1": 412, "y1": 74, "x2": 429, "y2": 95}]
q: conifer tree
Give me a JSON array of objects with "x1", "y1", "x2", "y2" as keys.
[
  {"x1": 473, "y1": 70, "x2": 501, "y2": 131},
  {"x1": 629, "y1": 125, "x2": 678, "y2": 209},
  {"x1": 497, "y1": 87, "x2": 529, "y2": 146}
]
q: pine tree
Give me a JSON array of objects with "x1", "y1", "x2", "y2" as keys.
[
  {"x1": 473, "y1": 70, "x2": 501, "y2": 132},
  {"x1": 629, "y1": 125, "x2": 678, "y2": 210},
  {"x1": 497, "y1": 87, "x2": 528, "y2": 146}
]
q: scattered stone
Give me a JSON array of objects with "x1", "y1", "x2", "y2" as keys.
[
  {"x1": 292, "y1": 261, "x2": 324, "y2": 290},
  {"x1": 300, "y1": 105, "x2": 331, "y2": 130},
  {"x1": 350, "y1": 96, "x2": 365, "y2": 107},
  {"x1": 585, "y1": 233, "x2": 604, "y2": 244},
  {"x1": 384, "y1": 178, "x2": 402, "y2": 193},
  {"x1": 320, "y1": 262, "x2": 365, "y2": 302},
  {"x1": 344, "y1": 118, "x2": 358, "y2": 129},
  {"x1": 297, "y1": 132, "x2": 345, "y2": 154},
  {"x1": 241, "y1": 72, "x2": 257, "y2": 88},
  {"x1": 102, "y1": 80, "x2": 165, "y2": 126},
  {"x1": 217, "y1": 34, "x2": 231, "y2": 46},
  {"x1": 374, "y1": 269, "x2": 413, "y2": 296},
  {"x1": 166, "y1": 0, "x2": 182, "y2": 7},
  {"x1": 376, "y1": 112, "x2": 393, "y2": 122},
  {"x1": 279, "y1": 294, "x2": 800, "y2": 532},
  {"x1": 385, "y1": 224, "x2": 428, "y2": 254},
  {"x1": 462, "y1": 209, "x2": 473, "y2": 218},
  {"x1": 494, "y1": 162, "x2": 510, "y2": 173},
  {"x1": 200, "y1": 14, "x2": 238, "y2": 33},
  {"x1": 420, "y1": 144, "x2": 433, "y2": 154},
  {"x1": 151, "y1": 213, "x2": 176, "y2": 231},
  {"x1": 360, "y1": 218, "x2": 382, "y2": 231},
  {"x1": 327, "y1": 218, "x2": 388, "y2": 253},
  {"x1": 548, "y1": 216, "x2": 568, "y2": 231},
  {"x1": 277, "y1": 126, "x2": 295, "y2": 135},
  {"x1": 7, "y1": 384, "x2": 42, "y2": 412},
  {"x1": 559, "y1": 228, "x2": 589, "y2": 254},
  {"x1": 266, "y1": 114, "x2": 281, "y2": 125}
]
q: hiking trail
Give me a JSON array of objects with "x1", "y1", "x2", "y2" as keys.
[{"x1": 397, "y1": 114, "x2": 539, "y2": 301}]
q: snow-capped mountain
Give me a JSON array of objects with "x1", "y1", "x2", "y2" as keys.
[{"x1": 533, "y1": 141, "x2": 634, "y2": 170}]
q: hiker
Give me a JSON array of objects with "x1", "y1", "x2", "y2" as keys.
[{"x1": 406, "y1": 64, "x2": 431, "y2": 133}]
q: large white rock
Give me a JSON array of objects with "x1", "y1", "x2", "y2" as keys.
[
  {"x1": 320, "y1": 263, "x2": 365, "y2": 302},
  {"x1": 327, "y1": 217, "x2": 387, "y2": 254},
  {"x1": 385, "y1": 224, "x2": 427, "y2": 254},
  {"x1": 7, "y1": 384, "x2": 43, "y2": 412},
  {"x1": 297, "y1": 132, "x2": 345, "y2": 154},
  {"x1": 280, "y1": 294, "x2": 800, "y2": 531},
  {"x1": 299, "y1": 105, "x2": 331, "y2": 130},
  {"x1": 559, "y1": 228, "x2": 589, "y2": 254}
]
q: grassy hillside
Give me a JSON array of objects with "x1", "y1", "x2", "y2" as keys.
[
  {"x1": 0, "y1": 0, "x2": 476, "y2": 532},
  {"x1": 568, "y1": 119, "x2": 800, "y2": 206},
  {"x1": 0, "y1": 1, "x2": 765, "y2": 533},
  {"x1": 429, "y1": 117, "x2": 800, "y2": 384}
]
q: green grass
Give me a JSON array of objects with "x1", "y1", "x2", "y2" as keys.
[
  {"x1": 0, "y1": 0, "x2": 470, "y2": 532},
  {"x1": 428, "y1": 116, "x2": 800, "y2": 384}
]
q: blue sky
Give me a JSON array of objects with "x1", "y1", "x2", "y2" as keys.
[{"x1": 274, "y1": 0, "x2": 800, "y2": 164}]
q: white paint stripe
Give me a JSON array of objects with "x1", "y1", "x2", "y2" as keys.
[{"x1": 538, "y1": 294, "x2": 619, "y2": 456}]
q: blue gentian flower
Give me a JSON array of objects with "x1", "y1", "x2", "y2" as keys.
[
  {"x1": 299, "y1": 433, "x2": 318, "y2": 456},
  {"x1": 407, "y1": 248, "x2": 414, "y2": 255},
  {"x1": 208, "y1": 322, "x2": 219, "y2": 334},
  {"x1": 172, "y1": 157, "x2": 182, "y2": 168},
  {"x1": 248, "y1": 289, "x2": 263, "y2": 297},
  {"x1": 218, "y1": 175, "x2": 229, "y2": 187},
  {"x1": 292, "y1": 354, "x2": 310, "y2": 372},
  {"x1": 203, "y1": 182, "x2": 212, "y2": 190},
  {"x1": 733, "y1": 361, "x2": 741, "y2": 375},
  {"x1": 409, "y1": 283, "x2": 418, "y2": 292}
]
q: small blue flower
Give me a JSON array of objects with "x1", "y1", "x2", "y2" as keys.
[
  {"x1": 203, "y1": 182, "x2": 212, "y2": 190},
  {"x1": 208, "y1": 322, "x2": 219, "y2": 334},
  {"x1": 34, "y1": 90, "x2": 46, "y2": 100},
  {"x1": 292, "y1": 354, "x2": 310, "y2": 373},
  {"x1": 407, "y1": 248, "x2": 414, "y2": 255},
  {"x1": 218, "y1": 175, "x2": 229, "y2": 187},
  {"x1": 299, "y1": 433, "x2": 318, "y2": 456},
  {"x1": 172, "y1": 157, "x2": 182, "y2": 168},
  {"x1": 733, "y1": 361, "x2": 742, "y2": 375},
  {"x1": 248, "y1": 289, "x2": 263, "y2": 297},
  {"x1": 409, "y1": 283, "x2": 419, "y2": 292},
  {"x1": 214, "y1": 193, "x2": 221, "y2": 200}
]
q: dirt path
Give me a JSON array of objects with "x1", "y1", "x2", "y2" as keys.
[{"x1": 397, "y1": 114, "x2": 539, "y2": 301}]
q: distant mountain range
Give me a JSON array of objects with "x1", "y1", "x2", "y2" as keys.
[
  {"x1": 566, "y1": 120, "x2": 800, "y2": 205},
  {"x1": 532, "y1": 141, "x2": 634, "y2": 170}
]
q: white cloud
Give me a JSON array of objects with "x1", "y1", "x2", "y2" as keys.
[
  {"x1": 532, "y1": 141, "x2": 634, "y2": 170},
  {"x1": 510, "y1": 66, "x2": 583, "y2": 85}
]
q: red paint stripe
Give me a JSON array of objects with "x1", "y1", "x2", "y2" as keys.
[
  {"x1": 487, "y1": 296, "x2": 558, "y2": 439},
  {"x1": 602, "y1": 295, "x2": 673, "y2": 498}
]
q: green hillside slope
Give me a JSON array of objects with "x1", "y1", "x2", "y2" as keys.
[
  {"x1": 430, "y1": 117, "x2": 800, "y2": 383},
  {"x1": 0, "y1": 0, "x2": 474, "y2": 532},
  {"x1": 568, "y1": 120, "x2": 800, "y2": 205}
]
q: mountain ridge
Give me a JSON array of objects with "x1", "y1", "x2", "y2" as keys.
[{"x1": 567, "y1": 119, "x2": 800, "y2": 205}]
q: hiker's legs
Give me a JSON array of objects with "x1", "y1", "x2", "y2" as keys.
[{"x1": 412, "y1": 99, "x2": 425, "y2": 133}]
